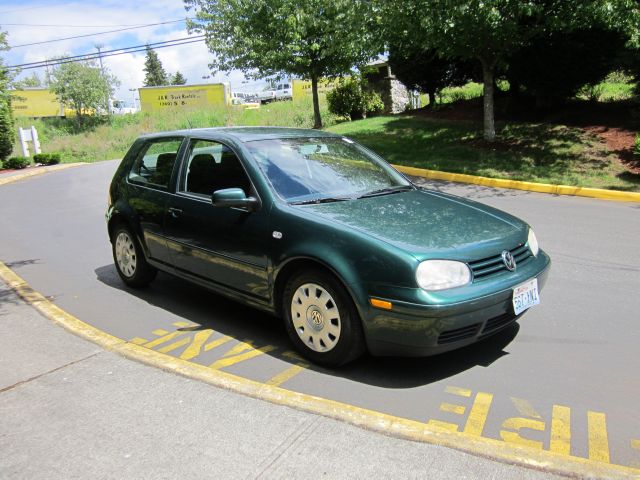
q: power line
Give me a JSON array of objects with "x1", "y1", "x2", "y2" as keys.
[
  {"x1": 3, "y1": 18, "x2": 191, "y2": 28},
  {"x1": 9, "y1": 19, "x2": 191, "y2": 49},
  {"x1": 7, "y1": 37, "x2": 206, "y2": 71},
  {"x1": 8, "y1": 36, "x2": 205, "y2": 69}
]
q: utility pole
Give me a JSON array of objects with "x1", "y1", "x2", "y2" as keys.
[{"x1": 95, "y1": 43, "x2": 111, "y2": 114}]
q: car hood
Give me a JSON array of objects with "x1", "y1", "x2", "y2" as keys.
[{"x1": 301, "y1": 189, "x2": 527, "y2": 259}]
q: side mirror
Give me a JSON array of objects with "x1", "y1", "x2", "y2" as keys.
[{"x1": 211, "y1": 188, "x2": 259, "y2": 212}]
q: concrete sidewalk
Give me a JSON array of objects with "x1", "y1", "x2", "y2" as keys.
[{"x1": 0, "y1": 280, "x2": 560, "y2": 480}]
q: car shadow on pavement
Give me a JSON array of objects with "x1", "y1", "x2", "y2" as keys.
[{"x1": 95, "y1": 264, "x2": 518, "y2": 389}]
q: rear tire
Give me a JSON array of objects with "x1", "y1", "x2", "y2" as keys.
[
  {"x1": 283, "y1": 269, "x2": 365, "y2": 367},
  {"x1": 112, "y1": 224, "x2": 157, "y2": 288}
]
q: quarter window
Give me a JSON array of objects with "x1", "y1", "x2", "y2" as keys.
[
  {"x1": 128, "y1": 138, "x2": 183, "y2": 189},
  {"x1": 180, "y1": 139, "x2": 252, "y2": 197}
]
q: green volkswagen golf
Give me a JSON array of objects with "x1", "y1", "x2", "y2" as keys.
[{"x1": 106, "y1": 127, "x2": 550, "y2": 366}]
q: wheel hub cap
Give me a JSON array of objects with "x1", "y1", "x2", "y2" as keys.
[{"x1": 291, "y1": 282, "x2": 341, "y2": 353}]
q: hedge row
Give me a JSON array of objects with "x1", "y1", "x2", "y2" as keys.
[{"x1": 0, "y1": 152, "x2": 62, "y2": 170}]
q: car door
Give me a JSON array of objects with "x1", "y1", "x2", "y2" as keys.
[
  {"x1": 125, "y1": 136, "x2": 184, "y2": 265},
  {"x1": 164, "y1": 138, "x2": 271, "y2": 300}
]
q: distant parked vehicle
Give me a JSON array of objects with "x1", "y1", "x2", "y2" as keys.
[
  {"x1": 275, "y1": 83, "x2": 292, "y2": 101},
  {"x1": 257, "y1": 89, "x2": 276, "y2": 104}
]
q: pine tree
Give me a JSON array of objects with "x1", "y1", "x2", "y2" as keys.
[
  {"x1": 172, "y1": 71, "x2": 187, "y2": 85},
  {"x1": 143, "y1": 46, "x2": 168, "y2": 87}
]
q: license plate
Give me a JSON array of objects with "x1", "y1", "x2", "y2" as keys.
[{"x1": 512, "y1": 278, "x2": 540, "y2": 315}]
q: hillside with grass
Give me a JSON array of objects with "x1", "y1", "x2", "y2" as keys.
[{"x1": 9, "y1": 82, "x2": 640, "y2": 192}]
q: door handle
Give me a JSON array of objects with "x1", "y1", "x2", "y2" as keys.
[{"x1": 168, "y1": 207, "x2": 183, "y2": 218}]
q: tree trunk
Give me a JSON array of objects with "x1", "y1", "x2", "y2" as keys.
[
  {"x1": 427, "y1": 90, "x2": 436, "y2": 109},
  {"x1": 311, "y1": 75, "x2": 322, "y2": 129},
  {"x1": 481, "y1": 60, "x2": 496, "y2": 142}
]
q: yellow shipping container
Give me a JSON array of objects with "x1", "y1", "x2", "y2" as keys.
[
  {"x1": 292, "y1": 78, "x2": 342, "y2": 101},
  {"x1": 10, "y1": 89, "x2": 65, "y2": 118},
  {"x1": 138, "y1": 83, "x2": 231, "y2": 112}
]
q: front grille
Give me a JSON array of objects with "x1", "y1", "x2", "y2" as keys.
[
  {"x1": 469, "y1": 244, "x2": 532, "y2": 280},
  {"x1": 437, "y1": 323, "x2": 481, "y2": 344}
]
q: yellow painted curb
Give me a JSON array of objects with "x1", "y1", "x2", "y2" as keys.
[
  {"x1": 394, "y1": 165, "x2": 640, "y2": 203},
  {"x1": 0, "y1": 260, "x2": 638, "y2": 480},
  {"x1": 0, "y1": 163, "x2": 87, "y2": 187}
]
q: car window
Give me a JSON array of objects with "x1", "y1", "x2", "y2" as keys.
[
  {"x1": 246, "y1": 137, "x2": 410, "y2": 202},
  {"x1": 180, "y1": 139, "x2": 252, "y2": 197},
  {"x1": 128, "y1": 138, "x2": 182, "y2": 189}
]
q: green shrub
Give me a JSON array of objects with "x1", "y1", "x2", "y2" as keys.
[
  {"x1": 4, "y1": 156, "x2": 31, "y2": 169},
  {"x1": 327, "y1": 78, "x2": 384, "y2": 121},
  {"x1": 33, "y1": 153, "x2": 62, "y2": 165},
  {"x1": 0, "y1": 101, "x2": 15, "y2": 162},
  {"x1": 635, "y1": 133, "x2": 640, "y2": 158}
]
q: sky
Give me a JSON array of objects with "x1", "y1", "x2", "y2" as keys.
[{"x1": 0, "y1": 0, "x2": 262, "y2": 107}]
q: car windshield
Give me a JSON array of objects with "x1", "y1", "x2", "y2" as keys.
[{"x1": 245, "y1": 137, "x2": 412, "y2": 203}]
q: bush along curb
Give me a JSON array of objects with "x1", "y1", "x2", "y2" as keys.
[
  {"x1": 394, "y1": 165, "x2": 640, "y2": 203},
  {"x1": 33, "y1": 153, "x2": 62, "y2": 166}
]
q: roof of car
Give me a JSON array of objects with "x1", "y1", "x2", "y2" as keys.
[{"x1": 139, "y1": 127, "x2": 341, "y2": 143}]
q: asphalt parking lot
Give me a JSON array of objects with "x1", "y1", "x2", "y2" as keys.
[{"x1": 1, "y1": 161, "x2": 639, "y2": 475}]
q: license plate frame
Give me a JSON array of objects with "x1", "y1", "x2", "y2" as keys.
[{"x1": 512, "y1": 278, "x2": 540, "y2": 315}]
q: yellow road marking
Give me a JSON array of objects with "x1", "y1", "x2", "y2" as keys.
[
  {"x1": 464, "y1": 392, "x2": 493, "y2": 436},
  {"x1": 394, "y1": 164, "x2": 640, "y2": 203},
  {"x1": 266, "y1": 363, "x2": 308, "y2": 387},
  {"x1": 440, "y1": 403, "x2": 466, "y2": 415},
  {"x1": 221, "y1": 339, "x2": 256, "y2": 357},
  {"x1": 130, "y1": 337, "x2": 148, "y2": 345},
  {"x1": 427, "y1": 419, "x2": 459, "y2": 432},
  {"x1": 152, "y1": 329, "x2": 169, "y2": 336},
  {"x1": 445, "y1": 386, "x2": 472, "y2": 397},
  {"x1": 144, "y1": 331, "x2": 187, "y2": 349},
  {"x1": 204, "y1": 335, "x2": 233, "y2": 352},
  {"x1": 500, "y1": 417, "x2": 546, "y2": 450},
  {"x1": 511, "y1": 397, "x2": 543, "y2": 420},
  {"x1": 550, "y1": 405, "x2": 571, "y2": 456},
  {"x1": 158, "y1": 337, "x2": 191, "y2": 354},
  {"x1": 588, "y1": 411, "x2": 611, "y2": 463},
  {"x1": 180, "y1": 330, "x2": 214, "y2": 360},
  {"x1": 209, "y1": 345, "x2": 276, "y2": 370}
]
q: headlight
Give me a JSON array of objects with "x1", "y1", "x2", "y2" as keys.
[
  {"x1": 416, "y1": 260, "x2": 471, "y2": 291},
  {"x1": 528, "y1": 228, "x2": 539, "y2": 257}
]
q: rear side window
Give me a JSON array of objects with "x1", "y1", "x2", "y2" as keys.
[
  {"x1": 180, "y1": 139, "x2": 252, "y2": 197},
  {"x1": 128, "y1": 138, "x2": 183, "y2": 189}
]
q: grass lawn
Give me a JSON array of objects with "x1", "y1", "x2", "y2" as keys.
[{"x1": 326, "y1": 115, "x2": 640, "y2": 192}]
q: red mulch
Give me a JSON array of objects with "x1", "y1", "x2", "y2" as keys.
[{"x1": 583, "y1": 126, "x2": 639, "y2": 174}]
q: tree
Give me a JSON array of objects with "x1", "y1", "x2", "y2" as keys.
[
  {"x1": 0, "y1": 30, "x2": 15, "y2": 162},
  {"x1": 185, "y1": 0, "x2": 379, "y2": 128},
  {"x1": 49, "y1": 60, "x2": 119, "y2": 121},
  {"x1": 508, "y1": 27, "x2": 629, "y2": 108},
  {"x1": 171, "y1": 71, "x2": 187, "y2": 85},
  {"x1": 381, "y1": 0, "x2": 541, "y2": 141},
  {"x1": 12, "y1": 72, "x2": 42, "y2": 89},
  {"x1": 387, "y1": 45, "x2": 474, "y2": 108},
  {"x1": 143, "y1": 46, "x2": 168, "y2": 86}
]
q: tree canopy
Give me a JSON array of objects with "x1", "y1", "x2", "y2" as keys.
[
  {"x1": 0, "y1": 29, "x2": 15, "y2": 162},
  {"x1": 185, "y1": 0, "x2": 379, "y2": 128},
  {"x1": 171, "y1": 71, "x2": 187, "y2": 85},
  {"x1": 49, "y1": 60, "x2": 119, "y2": 120},
  {"x1": 143, "y1": 46, "x2": 168, "y2": 87}
]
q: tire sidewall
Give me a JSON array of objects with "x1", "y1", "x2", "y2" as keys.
[
  {"x1": 283, "y1": 269, "x2": 364, "y2": 367},
  {"x1": 112, "y1": 225, "x2": 155, "y2": 288}
]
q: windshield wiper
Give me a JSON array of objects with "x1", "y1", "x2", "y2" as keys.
[
  {"x1": 357, "y1": 185, "x2": 414, "y2": 199},
  {"x1": 290, "y1": 196, "x2": 352, "y2": 205}
]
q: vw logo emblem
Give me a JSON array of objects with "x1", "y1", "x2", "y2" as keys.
[
  {"x1": 310, "y1": 310, "x2": 323, "y2": 325},
  {"x1": 501, "y1": 250, "x2": 517, "y2": 271}
]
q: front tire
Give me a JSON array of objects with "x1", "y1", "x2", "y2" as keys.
[
  {"x1": 283, "y1": 269, "x2": 365, "y2": 367},
  {"x1": 112, "y1": 225, "x2": 157, "y2": 288}
]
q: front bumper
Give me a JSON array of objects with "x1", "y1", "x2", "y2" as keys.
[{"x1": 363, "y1": 251, "x2": 551, "y2": 356}]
